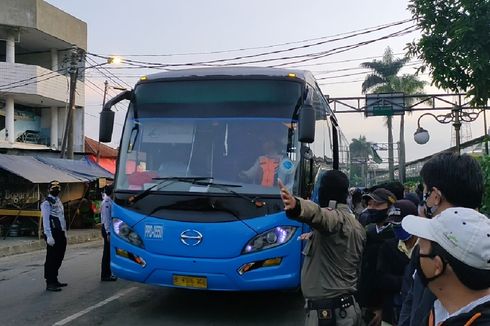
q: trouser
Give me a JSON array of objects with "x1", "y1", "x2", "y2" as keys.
[
  {"x1": 305, "y1": 296, "x2": 363, "y2": 326},
  {"x1": 44, "y1": 229, "x2": 67, "y2": 284},
  {"x1": 101, "y1": 228, "x2": 111, "y2": 278}
]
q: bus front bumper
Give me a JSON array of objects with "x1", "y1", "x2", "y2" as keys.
[{"x1": 110, "y1": 242, "x2": 301, "y2": 291}]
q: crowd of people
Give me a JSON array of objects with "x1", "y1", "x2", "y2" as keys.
[
  {"x1": 279, "y1": 152, "x2": 490, "y2": 325},
  {"x1": 40, "y1": 151, "x2": 490, "y2": 325}
]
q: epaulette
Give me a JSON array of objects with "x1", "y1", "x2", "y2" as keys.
[{"x1": 46, "y1": 197, "x2": 56, "y2": 205}]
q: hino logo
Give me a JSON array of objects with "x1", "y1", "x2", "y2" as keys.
[{"x1": 180, "y1": 229, "x2": 203, "y2": 246}]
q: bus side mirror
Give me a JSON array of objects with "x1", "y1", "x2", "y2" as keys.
[
  {"x1": 99, "y1": 90, "x2": 132, "y2": 143},
  {"x1": 99, "y1": 110, "x2": 115, "y2": 142},
  {"x1": 298, "y1": 104, "x2": 315, "y2": 143}
]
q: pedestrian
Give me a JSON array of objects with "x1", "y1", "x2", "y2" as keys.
[
  {"x1": 398, "y1": 152, "x2": 484, "y2": 326},
  {"x1": 402, "y1": 207, "x2": 490, "y2": 325},
  {"x1": 41, "y1": 180, "x2": 68, "y2": 292},
  {"x1": 376, "y1": 199, "x2": 418, "y2": 325},
  {"x1": 101, "y1": 185, "x2": 117, "y2": 282},
  {"x1": 279, "y1": 170, "x2": 366, "y2": 326},
  {"x1": 357, "y1": 188, "x2": 397, "y2": 325}
]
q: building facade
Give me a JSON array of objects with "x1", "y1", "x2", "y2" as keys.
[{"x1": 0, "y1": 0, "x2": 87, "y2": 153}]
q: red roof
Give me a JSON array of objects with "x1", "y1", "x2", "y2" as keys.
[{"x1": 84, "y1": 137, "x2": 118, "y2": 158}]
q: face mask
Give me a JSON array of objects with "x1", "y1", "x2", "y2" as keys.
[
  {"x1": 392, "y1": 225, "x2": 412, "y2": 241},
  {"x1": 359, "y1": 208, "x2": 389, "y2": 224},
  {"x1": 417, "y1": 249, "x2": 446, "y2": 287},
  {"x1": 423, "y1": 190, "x2": 438, "y2": 218},
  {"x1": 50, "y1": 189, "x2": 60, "y2": 197}
]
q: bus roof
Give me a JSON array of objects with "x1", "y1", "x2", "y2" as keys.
[{"x1": 139, "y1": 66, "x2": 318, "y2": 85}]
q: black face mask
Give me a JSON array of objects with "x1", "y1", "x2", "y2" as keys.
[
  {"x1": 50, "y1": 189, "x2": 60, "y2": 197},
  {"x1": 417, "y1": 250, "x2": 446, "y2": 287},
  {"x1": 359, "y1": 208, "x2": 389, "y2": 224}
]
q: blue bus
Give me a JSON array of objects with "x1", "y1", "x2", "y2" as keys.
[{"x1": 99, "y1": 67, "x2": 342, "y2": 291}]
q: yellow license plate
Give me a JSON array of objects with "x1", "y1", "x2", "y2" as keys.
[{"x1": 172, "y1": 275, "x2": 208, "y2": 289}]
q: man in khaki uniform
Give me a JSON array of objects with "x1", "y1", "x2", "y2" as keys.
[{"x1": 279, "y1": 170, "x2": 366, "y2": 326}]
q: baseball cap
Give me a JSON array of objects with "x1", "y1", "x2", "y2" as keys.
[
  {"x1": 362, "y1": 188, "x2": 396, "y2": 205},
  {"x1": 387, "y1": 199, "x2": 418, "y2": 224},
  {"x1": 402, "y1": 207, "x2": 490, "y2": 270}
]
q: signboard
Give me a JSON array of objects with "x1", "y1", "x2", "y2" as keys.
[{"x1": 365, "y1": 93, "x2": 405, "y2": 117}]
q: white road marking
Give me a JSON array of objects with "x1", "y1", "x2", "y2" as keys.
[{"x1": 52, "y1": 287, "x2": 137, "y2": 325}]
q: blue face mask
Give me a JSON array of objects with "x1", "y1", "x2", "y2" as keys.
[
  {"x1": 392, "y1": 224, "x2": 412, "y2": 241},
  {"x1": 393, "y1": 224, "x2": 412, "y2": 241}
]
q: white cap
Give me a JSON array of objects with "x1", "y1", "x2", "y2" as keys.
[{"x1": 402, "y1": 207, "x2": 490, "y2": 270}]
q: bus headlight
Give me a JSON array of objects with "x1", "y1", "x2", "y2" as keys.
[
  {"x1": 242, "y1": 226, "x2": 296, "y2": 254},
  {"x1": 113, "y1": 218, "x2": 144, "y2": 248}
]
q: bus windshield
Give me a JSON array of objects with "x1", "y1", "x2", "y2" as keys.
[{"x1": 116, "y1": 79, "x2": 303, "y2": 195}]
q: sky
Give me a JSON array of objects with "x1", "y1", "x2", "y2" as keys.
[{"x1": 45, "y1": 0, "x2": 488, "y2": 164}]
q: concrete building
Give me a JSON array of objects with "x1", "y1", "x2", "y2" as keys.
[{"x1": 0, "y1": 0, "x2": 87, "y2": 154}]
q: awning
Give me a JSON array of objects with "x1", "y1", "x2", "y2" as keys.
[
  {"x1": 0, "y1": 154, "x2": 80, "y2": 184},
  {"x1": 36, "y1": 156, "x2": 113, "y2": 182}
]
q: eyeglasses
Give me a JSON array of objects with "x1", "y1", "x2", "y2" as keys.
[{"x1": 422, "y1": 190, "x2": 432, "y2": 202}]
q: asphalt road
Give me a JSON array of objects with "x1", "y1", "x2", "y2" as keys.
[{"x1": 0, "y1": 241, "x2": 304, "y2": 325}]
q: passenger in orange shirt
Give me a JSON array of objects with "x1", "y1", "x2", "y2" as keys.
[{"x1": 239, "y1": 139, "x2": 283, "y2": 187}]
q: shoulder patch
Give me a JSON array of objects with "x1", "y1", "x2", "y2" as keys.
[{"x1": 46, "y1": 197, "x2": 56, "y2": 205}]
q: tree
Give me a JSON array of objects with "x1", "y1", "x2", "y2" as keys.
[
  {"x1": 408, "y1": 0, "x2": 490, "y2": 106},
  {"x1": 361, "y1": 47, "x2": 426, "y2": 181}
]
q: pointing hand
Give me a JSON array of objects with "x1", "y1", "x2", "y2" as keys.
[{"x1": 278, "y1": 178, "x2": 296, "y2": 210}]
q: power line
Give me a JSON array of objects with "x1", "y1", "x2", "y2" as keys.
[
  {"x1": 101, "y1": 19, "x2": 414, "y2": 58},
  {"x1": 86, "y1": 20, "x2": 416, "y2": 68}
]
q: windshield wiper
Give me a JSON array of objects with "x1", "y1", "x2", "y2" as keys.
[
  {"x1": 128, "y1": 176, "x2": 213, "y2": 205},
  {"x1": 192, "y1": 180, "x2": 266, "y2": 208}
]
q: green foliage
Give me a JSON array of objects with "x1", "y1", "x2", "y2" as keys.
[
  {"x1": 408, "y1": 0, "x2": 490, "y2": 106},
  {"x1": 476, "y1": 155, "x2": 490, "y2": 214}
]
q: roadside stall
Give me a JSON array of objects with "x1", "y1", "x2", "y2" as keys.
[
  {"x1": 0, "y1": 154, "x2": 80, "y2": 238},
  {"x1": 35, "y1": 156, "x2": 113, "y2": 228}
]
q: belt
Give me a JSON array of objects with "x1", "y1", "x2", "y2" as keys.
[{"x1": 306, "y1": 294, "x2": 354, "y2": 311}]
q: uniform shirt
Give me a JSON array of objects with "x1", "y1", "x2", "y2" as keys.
[
  {"x1": 288, "y1": 198, "x2": 366, "y2": 299},
  {"x1": 101, "y1": 194, "x2": 113, "y2": 234},
  {"x1": 41, "y1": 194, "x2": 66, "y2": 238}
]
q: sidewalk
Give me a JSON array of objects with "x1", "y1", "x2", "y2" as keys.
[{"x1": 0, "y1": 228, "x2": 102, "y2": 258}]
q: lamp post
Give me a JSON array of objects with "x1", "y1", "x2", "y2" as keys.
[{"x1": 413, "y1": 107, "x2": 482, "y2": 155}]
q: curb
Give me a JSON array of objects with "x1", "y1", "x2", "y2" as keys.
[{"x1": 0, "y1": 229, "x2": 102, "y2": 258}]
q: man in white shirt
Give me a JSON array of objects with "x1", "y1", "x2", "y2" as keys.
[
  {"x1": 41, "y1": 180, "x2": 68, "y2": 292},
  {"x1": 100, "y1": 185, "x2": 117, "y2": 282}
]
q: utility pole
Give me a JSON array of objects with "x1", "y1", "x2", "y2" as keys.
[
  {"x1": 60, "y1": 47, "x2": 81, "y2": 159},
  {"x1": 96, "y1": 80, "x2": 109, "y2": 163}
]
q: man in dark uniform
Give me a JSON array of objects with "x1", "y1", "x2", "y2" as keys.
[
  {"x1": 279, "y1": 170, "x2": 366, "y2": 326},
  {"x1": 41, "y1": 180, "x2": 68, "y2": 292}
]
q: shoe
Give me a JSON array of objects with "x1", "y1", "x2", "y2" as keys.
[
  {"x1": 55, "y1": 281, "x2": 68, "y2": 287},
  {"x1": 101, "y1": 275, "x2": 118, "y2": 282},
  {"x1": 46, "y1": 284, "x2": 62, "y2": 292}
]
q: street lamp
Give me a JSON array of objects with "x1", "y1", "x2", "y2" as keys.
[{"x1": 413, "y1": 107, "x2": 482, "y2": 154}]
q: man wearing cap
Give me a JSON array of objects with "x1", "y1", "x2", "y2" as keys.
[
  {"x1": 41, "y1": 180, "x2": 68, "y2": 292},
  {"x1": 399, "y1": 152, "x2": 484, "y2": 326},
  {"x1": 376, "y1": 199, "x2": 419, "y2": 325},
  {"x1": 279, "y1": 170, "x2": 366, "y2": 326},
  {"x1": 402, "y1": 207, "x2": 490, "y2": 325},
  {"x1": 357, "y1": 188, "x2": 397, "y2": 325}
]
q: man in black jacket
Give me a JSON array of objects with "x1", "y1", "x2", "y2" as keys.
[{"x1": 402, "y1": 208, "x2": 490, "y2": 325}]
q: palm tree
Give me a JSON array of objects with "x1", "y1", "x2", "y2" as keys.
[{"x1": 361, "y1": 47, "x2": 426, "y2": 182}]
